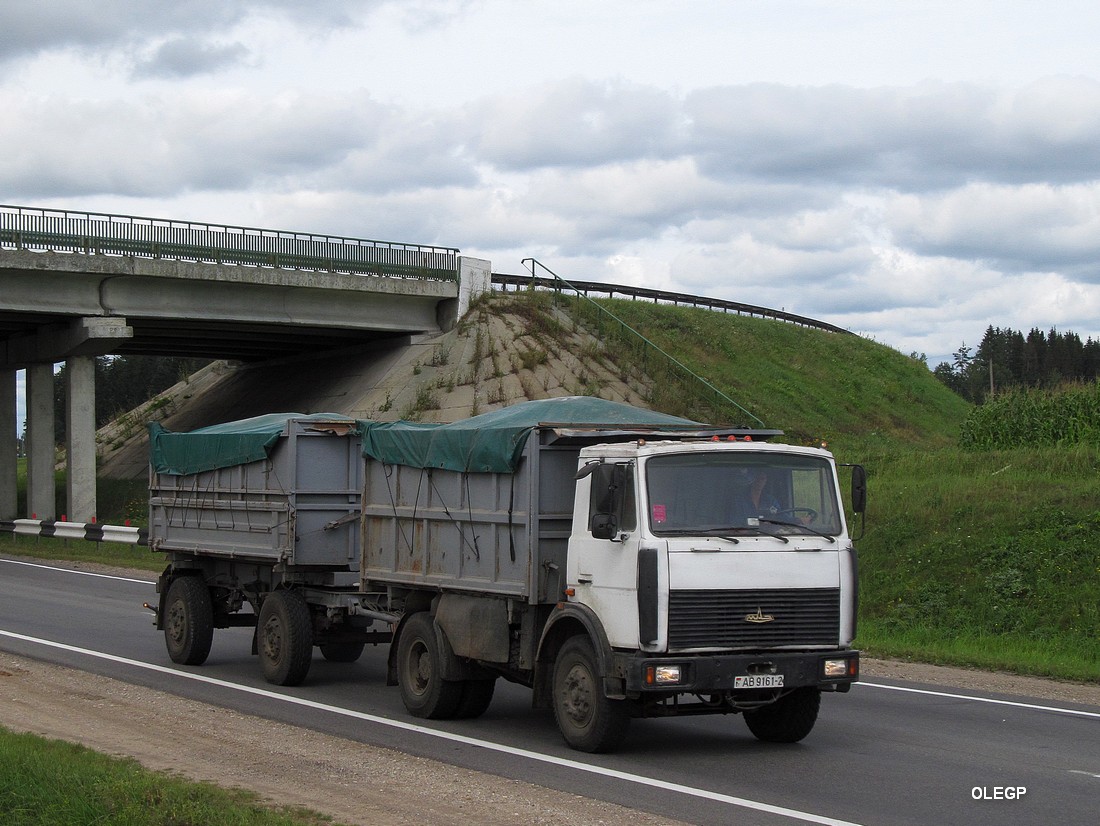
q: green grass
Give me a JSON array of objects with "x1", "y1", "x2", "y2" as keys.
[
  {"x1": 0, "y1": 727, "x2": 340, "y2": 826},
  {"x1": 1, "y1": 533, "x2": 164, "y2": 573},
  {"x1": 851, "y1": 443, "x2": 1100, "y2": 681}
]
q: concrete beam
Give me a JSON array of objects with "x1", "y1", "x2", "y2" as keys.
[
  {"x1": 0, "y1": 370, "x2": 15, "y2": 519},
  {"x1": 25, "y1": 363, "x2": 55, "y2": 520},
  {"x1": 65, "y1": 355, "x2": 97, "y2": 522},
  {"x1": 2, "y1": 317, "x2": 133, "y2": 369}
]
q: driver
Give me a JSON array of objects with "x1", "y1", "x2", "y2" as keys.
[{"x1": 745, "y1": 469, "x2": 780, "y2": 517}]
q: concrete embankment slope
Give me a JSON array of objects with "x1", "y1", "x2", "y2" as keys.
[{"x1": 97, "y1": 293, "x2": 653, "y2": 479}]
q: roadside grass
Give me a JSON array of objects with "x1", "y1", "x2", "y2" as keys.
[
  {"x1": 1, "y1": 533, "x2": 164, "y2": 573},
  {"x1": 0, "y1": 727, "x2": 340, "y2": 826},
  {"x1": 3, "y1": 467, "x2": 161, "y2": 572},
  {"x1": 856, "y1": 620, "x2": 1100, "y2": 683},
  {"x1": 853, "y1": 443, "x2": 1100, "y2": 682}
]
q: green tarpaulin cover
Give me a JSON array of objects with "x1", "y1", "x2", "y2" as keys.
[
  {"x1": 149, "y1": 412, "x2": 353, "y2": 476},
  {"x1": 359, "y1": 397, "x2": 698, "y2": 473}
]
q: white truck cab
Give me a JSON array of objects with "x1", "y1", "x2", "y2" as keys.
[{"x1": 564, "y1": 437, "x2": 861, "y2": 745}]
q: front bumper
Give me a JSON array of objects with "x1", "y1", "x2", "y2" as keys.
[{"x1": 618, "y1": 649, "x2": 860, "y2": 695}]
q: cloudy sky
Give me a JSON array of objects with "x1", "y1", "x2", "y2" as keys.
[{"x1": 5, "y1": 0, "x2": 1100, "y2": 432}]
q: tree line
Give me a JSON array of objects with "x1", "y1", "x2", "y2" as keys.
[
  {"x1": 48, "y1": 356, "x2": 210, "y2": 442},
  {"x1": 934, "y1": 326, "x2": 1100, "y2": 403}
]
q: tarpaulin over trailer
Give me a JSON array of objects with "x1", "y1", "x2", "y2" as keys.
[
  {"x1": 148, "y1": 413, "x2": 355, "y2": 475},
  {"x1": 358, "y1": 397, "x2": 699, "y2": 473}
]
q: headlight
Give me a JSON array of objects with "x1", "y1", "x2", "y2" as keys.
[
  {"x1": 823, "y1": 657, "x2": 856, "y2": 678},
  {"x1": 645, "y1": 664, "x2": 683, "y2": 685}
]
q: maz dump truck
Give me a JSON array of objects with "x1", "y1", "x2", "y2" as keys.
[{"x1": 147, "y1": 397, "x2": 865, "y2": 752}]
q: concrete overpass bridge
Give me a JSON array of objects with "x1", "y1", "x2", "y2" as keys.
[{"x1": 0, "y1": 204, "x2": 490, "y2": 523}]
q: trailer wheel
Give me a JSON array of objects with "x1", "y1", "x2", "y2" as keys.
[
  {"x1": 744, "y1": 687, "x2": 821, "y2": 743},
  {"x1": 396, "y1": 612, "x2": 462, "y2": 719},
  {"x1": 164, "y1": 576, "x2": 214, "y2": 666},
  {"x1": 454, "y1": 678, "x2": 497, "y2": 719},
  {"x1": 319, "y1": 642, "x2": 365, "y2": 663},
  {"x1": 258, "y1": 590, "x2": 313, "y2": 686},
  {"x1": 552, "y1": 636, "x2": 630, "y2": 753}
]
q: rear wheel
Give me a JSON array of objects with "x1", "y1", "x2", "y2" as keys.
[
  {"x1": 257, "y1": 590, "x2": 313, "y2": 686},
  {"x1": 454, "y1": 678, "x2": 497, "y2": 719},
  {"x1": 163, "y1": 576, "x2": 214, "y2": 666},
  {"x1": 320, "y1": 642, "x2": 365, "y2": 663},
  {"x1": 396, "y1": 613, "x2": 463, "y2": 719},
  {"x1": 552, "y1": 636, "x2": 630, "y2": 753},
  {"x1": 743, "y1": 687, "x2": 821, "y2": 743}
]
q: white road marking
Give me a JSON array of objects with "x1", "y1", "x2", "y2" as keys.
[
  {"x1": 0, "y1": 556, "x2": 154, "y2": 585},
  {"x1": 0, "y1": 628, "x2": 862, "y2": 826},
  {"x1": 856, "y1": 680, "x2": 1100, "y2": 719}
]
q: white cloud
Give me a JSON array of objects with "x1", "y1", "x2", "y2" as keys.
[{"x1": 4, "y1": 0, "x2": 1100, "y2": 378}]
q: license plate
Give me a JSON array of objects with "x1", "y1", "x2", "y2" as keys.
[{"x1": 734, "y1": 674, "x2": 784, "y2": 689}]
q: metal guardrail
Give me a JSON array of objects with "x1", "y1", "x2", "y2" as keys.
[
  {"x1": 0, "y1": 204, "x2": 460, "y2": 281},
  {"x1": 512, "y1": 259, "x2": 768, "y2": 427},
  {"x1": 1, "y1": 518, "x2": 148, "y2": 545},
  {"x1": 492, "y1": 272, "x2": 852, "y2": 336}
]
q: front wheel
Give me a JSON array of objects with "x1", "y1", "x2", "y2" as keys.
[
  {"x1": 163, "y1": 576, "x2": 214, "y2": 666},
  {"x1": 257, "y1": 589, "x2": 313, "y2": 686},
  {"x1": 743, "y1": 687, "x2": 821, "y2": 743},
  {"x1": 551, "y1": 637, "x2": 630, "y2": 753}
]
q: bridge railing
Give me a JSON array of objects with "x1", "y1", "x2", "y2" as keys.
[{"x1": 0, "y1": 204, "x2": 460, "y2": 281}]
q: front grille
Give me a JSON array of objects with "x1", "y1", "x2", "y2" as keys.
[{"x1": 667, "y1": 588, "x2": 840, "y2": 650}]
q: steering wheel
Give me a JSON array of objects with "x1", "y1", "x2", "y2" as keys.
[{"x1": 776, "y1": 507, "x2": 817, "y2": 522}]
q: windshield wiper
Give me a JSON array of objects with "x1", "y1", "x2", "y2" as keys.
[
  {"x1": 744, "y1": 523, "x2": 789, "y2": 543},
  {"x1": 756, "y1": 518, "x2": 837, "y2": 543},
  {"x1": 659, "y1": 527, "x2": 742, "y2": 543}
]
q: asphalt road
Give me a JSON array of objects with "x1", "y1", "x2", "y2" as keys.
[{"x1": 1, "y1": 554, "x2": 1098, "y2": 826}]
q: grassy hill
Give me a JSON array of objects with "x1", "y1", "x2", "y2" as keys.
[
  {"x1": 579, "y1": 294, "x2": 1099, "y2": 682},
  {"x1": 579, "y1": 296, "x2": 970, "y2": 452}
]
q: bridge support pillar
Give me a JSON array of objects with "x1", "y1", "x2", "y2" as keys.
[
  {"x1": 65, "y1": 355, "x2": 97, "y2": 522},
  {"x1": 0, "y1": 369, "x2": 15, "y2": 519},
  {"x1": 25, "y1": 363, "x2": 55, "y2": 520}
]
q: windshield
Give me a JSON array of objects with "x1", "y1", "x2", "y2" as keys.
[{"x1": 644, "y1": 452, "x2": 842, "y2": 537}]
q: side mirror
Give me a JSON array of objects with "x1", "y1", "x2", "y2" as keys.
[
  {"x1": 850, "y1": 465, "x2": 867, "y2": 514},
  {"x1": 590, "y1": 512, "x2": 618, "y2": 540}
]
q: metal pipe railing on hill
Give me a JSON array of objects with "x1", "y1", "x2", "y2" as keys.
[
  {"x1": 492, "y1": 271, "x2": 852, "y2": 336},
  {"x1": 511, "y1": 259, "x2": 767, "y2": 427}
]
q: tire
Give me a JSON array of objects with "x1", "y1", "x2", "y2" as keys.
[
  {"x1": 163, "y1": 576, "x2": 214, "y2": 666},
  {"x1": 320, "y1": 642, "x2": 365, "y2": 663},
  {"x1": 743, "y1": 687, "x2": 821, "y2": 743},
  {"x1": 257, "y1": 590, "x2": 314, "y2": 686},
  {"x1": 551, "y1": 636, "x2": 630, "y2": 753},
  {"x1": 454, "y1": 678, "x2": 497, "y2": 719},
  {"x1": 396, "y1": 613, "x2": 463, "y2": 719}
]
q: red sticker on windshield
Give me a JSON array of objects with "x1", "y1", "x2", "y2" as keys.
[{"x1": 652, "y1": 504, "x2": 667, "y2": 523}]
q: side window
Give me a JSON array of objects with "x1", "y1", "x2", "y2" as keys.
[{"x1": 587, "y1": 463, "x2": 636, "y2": 537}]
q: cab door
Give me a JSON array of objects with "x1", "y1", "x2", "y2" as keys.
[{"x1": 567, "y1": 462, "x2": 650, "y2": 649}]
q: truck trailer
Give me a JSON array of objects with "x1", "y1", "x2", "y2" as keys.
[{"x1": 148, "y1": 397, "x2": 864, "y2": 752}]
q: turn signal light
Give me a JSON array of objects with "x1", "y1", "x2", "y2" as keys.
[{"x1": 823, "y1": 657, "x2": 858, "y2": 678}]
